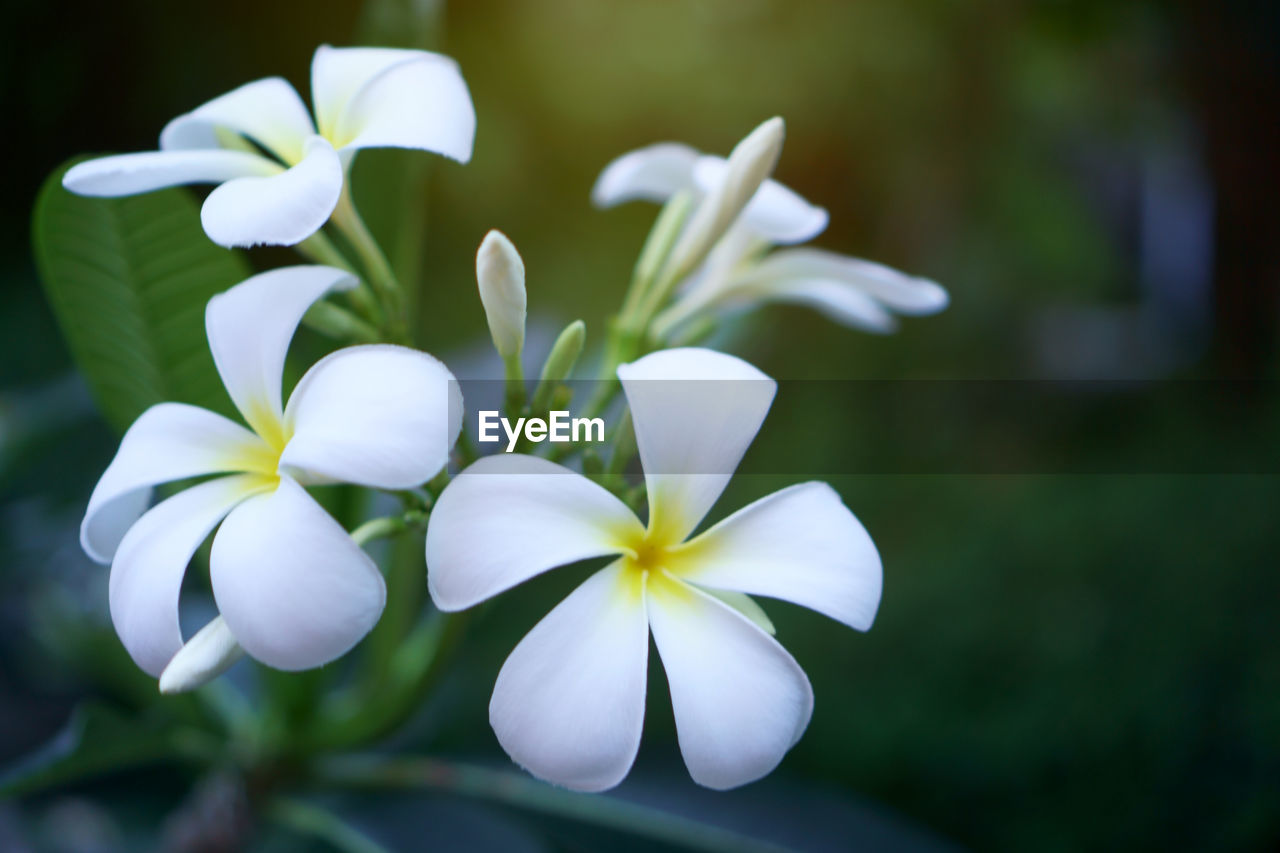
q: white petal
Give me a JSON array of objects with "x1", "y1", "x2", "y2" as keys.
[
  {"x1": 311, "y1": 46, "x2": 425, "y2": 138},
  {"x1": 426, "y1": 454, "x2": 643, "y2": 612},
  {"x1": 159, "y1": 77, "x2": 315, "y2": 165},
  {"x1": 671, "y1": 482, "x2": 882, "y2": 631},
  {"x1": 727, "y1": 274, "x2": 898, "y2": 333},
  {"x1": 703, "y1": 589, "x2": 776, "y2": 635},
  {"x1": 210, "y1": 476, "x2": 385, "y2": 671},
  {"x1": 81, "y1": 403, "x2": 273, "y2": 564},
  {"x1": 158, "y1": 616, "x2": 244, "y2": 694},
  {"x1": 617, "y1": 348, "x2": 775, "y2": 545},
  {"x1": 590, "y1": 143, "x2": 700, "y2": 208},
  {"x1": 692, "y1": 156, "x2": 828, "y2": 244},
  {"x1": 327, "y1": 52, "x2": 475, "y2": 162},
  {"x1": 490, "y1": 561, "x2": 649, "y2": 792},
  {"x1": 745, "y1": 248, "x2": 950, "y2": 314},
  {"x1": 204, "y1": 265, "x2": 357, "y2": 443},
  {"x1": 652, "y1": 225, "x2": 768, "y2": 335},
  {"x1": 200, "y1": 136, "x2": 344, "y2": 248},
  {"x1": 62, "y1": 150, "x2": 280, "y2": 197},
  {"x1": 647, "y1": 572, "x2": 813, "y2": 790},
  {"x1": 281, "y1": 345, "x2": 462, "y2": 489},
  {"x1": 108, "y1": 474, "x2": 266, "y2": 677}
]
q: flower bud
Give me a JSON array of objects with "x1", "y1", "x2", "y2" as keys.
[
  {"x1": 662, "y1": 117, "x2": 785, "y2": 286},
  {"x1": 158, "y1": 616, "x2": 243, "y2": 694},
  {"x1": 476, "y1": 230, "x2": 527, "y2": 359},
  {"x1": 531, "y1": 320, "x2": 586, "y2": 414}
]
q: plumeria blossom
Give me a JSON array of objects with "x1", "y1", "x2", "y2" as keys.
[
  {"x1": 62, "y1": 45, "x2": 475, "y2": 248},
  {"x1": 426, "y1": 347, "x2": 881, "y2": 792},
  {"x1": 81, "y1": 266, "x2": 461, "y2": 685},
  {"x1": 592, "y1": 140, "x2": 949, "y2": 337}
]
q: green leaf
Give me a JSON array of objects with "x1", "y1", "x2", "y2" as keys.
[
  {"x1": 316, "y1": 755, "x2": 794, "y2": 853},
  {"x1": 32, "y1": 157, "x2": 250, "y2": 433},
  {"x1": 0, "y1": 702, "x2": 217, "y2": 798}
]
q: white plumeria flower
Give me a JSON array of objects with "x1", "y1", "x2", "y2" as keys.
[
  {"x1": 426, "y1": 347, "x2": 881, "y2": 792},
  {"x1": 81, "y1": 265, "x2": 461, "y2": 683},
  {"x1": 592, "y1": 141, "x2": 949, "y2": 336},
  {"x1": 62, "y1": 45, "x2": 475, "y2": 248}
]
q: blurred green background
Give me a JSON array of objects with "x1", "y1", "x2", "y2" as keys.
[{"x1": 2, "y1": 0, "x2": 1278, "y2": 850}]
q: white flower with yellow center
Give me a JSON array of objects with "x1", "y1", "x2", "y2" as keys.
[
  {"x1": 426, "y1": 347, "x2": 881, "y2": 792},
  {"x1": 82, "y1": 265, "x2": 461, "y2": 688},
  {"x1": 592, "y1": 140, "x2": 949, "y2": 337},
  {"x1": 62, "y1": 45, "x2": 475, "y2": 248}
]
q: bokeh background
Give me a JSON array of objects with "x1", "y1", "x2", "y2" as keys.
[{"x1": 2, "y1": 1, "x2": 1278, "y2": 850}]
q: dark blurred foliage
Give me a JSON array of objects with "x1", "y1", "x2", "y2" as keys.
[{"x1": 1, "y1": 1, "x2": 1277, "y2": 851}]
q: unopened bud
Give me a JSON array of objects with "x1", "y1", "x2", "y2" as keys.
[
  {"x1": 662, "y1": 117, "x2": 785, "y2": 285},
  {"x1": 159, "y1": 616, "x2": 243, "y2": 694},
  {"x1": 476, "y1": 230, "x2": 527, "y2": 359},
  {"x1": 530, "y1": 319, "x2": 586, "y2": 414}
]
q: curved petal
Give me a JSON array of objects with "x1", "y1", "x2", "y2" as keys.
[
  {"x1": 108, "y1": 474, "x2": 267, "y2": 677},
  {"x1": 617, "y1": 348, "x2": 775, "y2": 545},
  {"x1": 205, "y1": 265, "x2": 357, "y2": 444},
  {"x1": 647, "y1": 572, "x2": 813, "y2": 790},
  {"x1": 742, "y1": 248, "x2": 950, "y2": 315},
  {"x1": 692, "y1": 156, "x2": 827, "y2": 244},
  {"x1": 62, "y1": 149, "x2": 280, "y2": 197},
  {"x1": 281, "y1": 344, "x2": 462, "y2": 489},
  {"x1": 81, "y1": 403, "x2": 274, "y2": 564},
  {"x1": 329, "y1": 53, "x2": 475, "y2": 162},
  {"x1": 726, "y1": 275, "x2": 898, "y2": 333},
  {"x1": 490, "y1": 561, "x2": 649, "y2": 792},
  {"x1": 200, "y1": 136, "x2": 343, "y2": 248},
  {"x1": 670, "y1": 482, "x2": 882, "y2": 631},
  {"x1": 591, "y1": 143, "x2": 699, "y2": 208},
  {"x1": 311, "y1": 46, "x2": 425, "y2": 137},
  {"x1": 159, "y1": 77, "x2": 315, "y2": 165},
  {"x1": 426, "y1": 454, "x2": 643, "y2": 612},
  {"x1": 210, "y1": 476, "x2": 385, "y2": 671}
]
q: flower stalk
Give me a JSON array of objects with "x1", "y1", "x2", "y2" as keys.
[{"x1": 333, "y1": 187, "x2": 410, "y2": 344}]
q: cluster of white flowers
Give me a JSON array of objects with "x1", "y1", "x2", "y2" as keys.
[{"x1": 70, "y1": 44, "x2": 946, "y2": 792}]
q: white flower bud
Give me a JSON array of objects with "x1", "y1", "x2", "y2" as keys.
[
  {"x1": 662, "y1": 117, "x2": 785, "y2": 285},
  {"x1": 476, "y1": 230, "x2": 527, "y2": 359},
  {"x1": 158, "y1": 616, "x2": 243, "y2": 694}
]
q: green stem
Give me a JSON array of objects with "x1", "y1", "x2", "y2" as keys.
[
  {"x1": 266, "y1": 797, "x2": 391, "y2": 853},
  {"x1": 333, "y1": 186, "x2": 408, "y2": 344},
  {"x1": 349, "y1": 512, "x2": 425, "y2": 548},
  {"x1": 302, "y1": 301, "x2": 381, "y2": 344},
  {"x1": 503, "y1": 352, "x2": 526, "y2": 415},
  {"x1": 301, "y1": 611, "x2": 469, "y2": 752},
  {"x1": 617, "y1": 190, "x2": 694, "y2": 324},
  {"x1": 583, "y1": 192, "x2": 696, "y2": 425},
  {"x1": 312, "y1": 755, "x2": 789, "y2": 853},
  {"x1": 296, "y1": 231, "x2": 382, "y2": 324}
]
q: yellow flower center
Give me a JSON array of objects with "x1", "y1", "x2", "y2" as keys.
[
  {"x1": 616, "y1": 530, "x2": 695, "y2": 603},
  {"x1": 222, "y1": 410, "x2": 293, "y2": 487}
]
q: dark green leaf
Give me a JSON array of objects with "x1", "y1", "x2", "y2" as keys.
[
  {"x1": 316, "y1": 755, "x2": 794, "y2": 853},
  {"x1": 0, "y1": 702, "x2": 217, "y2": 798},
  {"x1": 32, "y1": 157, "x2": 249, "y2": 432}
]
